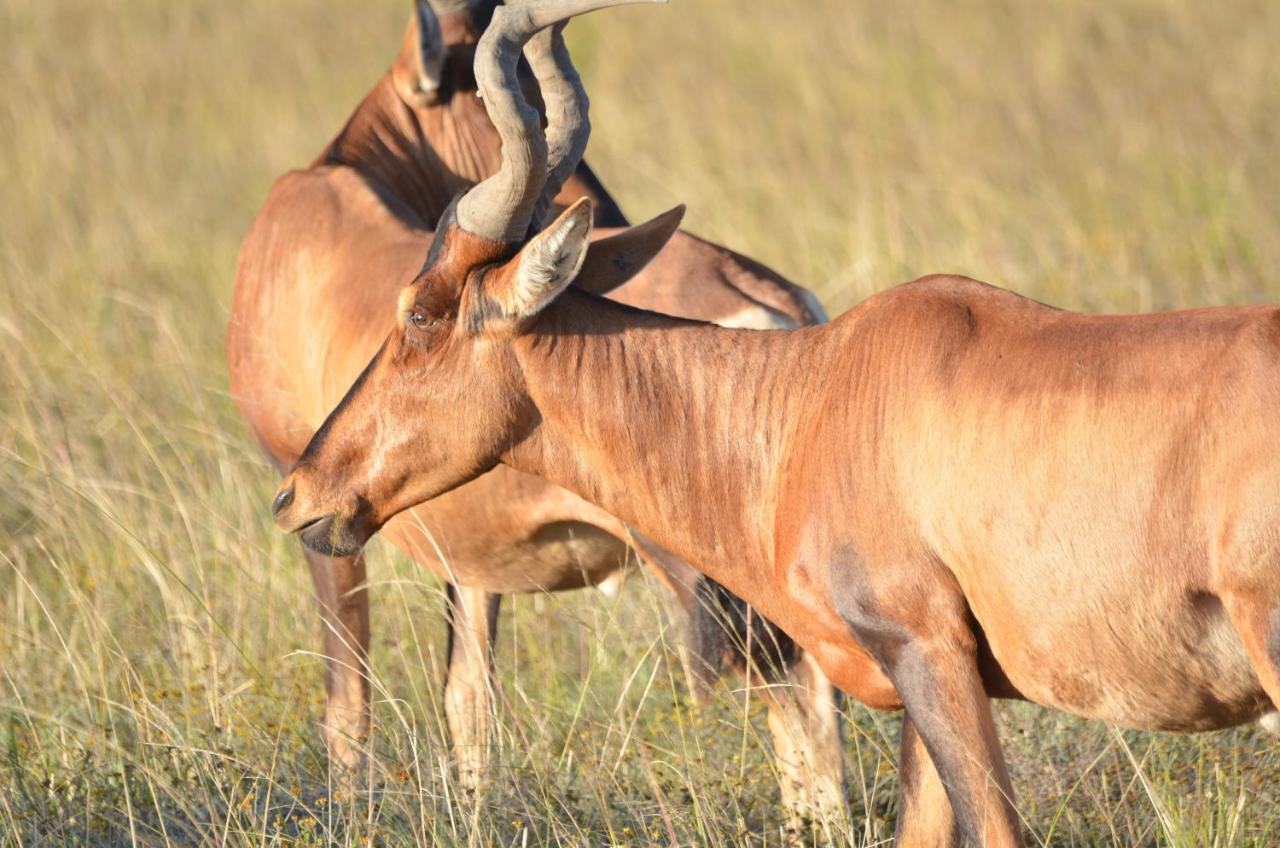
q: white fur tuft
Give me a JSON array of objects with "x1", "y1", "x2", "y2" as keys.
[{"x1": 509, "y1": 200, "x2": 592, "y2": 318}]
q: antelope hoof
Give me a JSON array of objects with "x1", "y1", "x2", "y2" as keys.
[{"x1": 322, "y1": 707, "x2": 368, "y2": 796}]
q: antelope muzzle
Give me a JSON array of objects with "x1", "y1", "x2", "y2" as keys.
[{"x1": 271, "y1": 471, "x2": 377, "y2": 557}]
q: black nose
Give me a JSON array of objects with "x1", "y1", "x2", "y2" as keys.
[{"x1": 272, "y1": 483, "x2": 295, "y2": 518}]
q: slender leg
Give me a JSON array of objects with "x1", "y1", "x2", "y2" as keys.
[
  {"x1": 302, "y1": 547, "x2": 371, "y2": 780},
  {"x1": 881, "y1": 633, "x2": 1016, "y2": 846},
  {"x1": 762, "y1": 651, "x2": 848, "y2": 837},
  {"x1": 835, "y1": 555, "x2": 1021, "y2": 847},
  {"x1": 896, "y1": 713, "x2": 960, "y2": 848},
  {"x1": 443, "y1": 583, "x2": 501, "y2": 789}
]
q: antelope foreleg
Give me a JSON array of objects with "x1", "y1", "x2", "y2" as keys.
[
  {"x1": 833, "y1": 551, "x2": 1022, "y2": 847},
  {"x1": 443, "y1": 583, "x2": 502, "y2": 790},
  {"x1": 303, "y1": 548, "x2": 371, "y2": 788}
]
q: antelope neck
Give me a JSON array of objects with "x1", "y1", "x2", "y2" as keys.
[
  {"x1": 320, "y1": 79, "x2": 498, "y2": 227},
  {"x1": 508, "y1": 290, "x2": 804, "y2": 592}
]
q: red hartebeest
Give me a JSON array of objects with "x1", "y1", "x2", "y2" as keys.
[
  {"x1": 273, "y1": 1, "x2": 1280, "y2": 845},
  {"x1": 228, "y1": 0, "x2": 843, "y2": 828}
]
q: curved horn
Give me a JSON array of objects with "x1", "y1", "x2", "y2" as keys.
[
  {"x1": 525, "y1": 23, "x2": 588, "y2": 227},
  {"x1": 453, "y1": 2, "x2": 549, "y2": 242},
  {"x1": 456, "y1": 0, "x2": 666, "y2": 243}
]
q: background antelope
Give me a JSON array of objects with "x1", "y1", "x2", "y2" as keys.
[
  {"x1": 227, "y1": 0, "x2": 843, "y2": 828},
  {"x1": 8, "y1": 0, "x2": 1279, "y2": 842},
  {"x1": 275, "y1": 1, "x2": 1280, "y2": 845}
]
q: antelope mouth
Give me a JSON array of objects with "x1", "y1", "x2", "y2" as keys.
[
  {"x1": 293, "y1": 516, "x2": 325, "y2": 534},
  {"x1": 290, "y1": 514, "x2": 322, "y2": 535},
  {"x1": 296, "y1": 514, "x2": 367, "y2": 558}
]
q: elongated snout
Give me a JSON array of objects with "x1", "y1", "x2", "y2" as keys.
[{"x1": 271, "y1": 471, "x2": 372, "y2": 557}]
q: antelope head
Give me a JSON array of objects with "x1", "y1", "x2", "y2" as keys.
[
  {"x1": 392, "y1": 1, "x2": 494, "y2": 108},
  {"x1": 274, "y1": 0, "x2": 676, "y2": 556}
]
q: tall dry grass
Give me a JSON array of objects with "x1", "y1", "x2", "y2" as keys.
[{"x1": 2, "y1": 0, "x2": 1279, "y2": 844}]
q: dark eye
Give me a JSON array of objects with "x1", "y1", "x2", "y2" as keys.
[{"x1": 407, "y1": 310, "x2": 436, "y2": 330}]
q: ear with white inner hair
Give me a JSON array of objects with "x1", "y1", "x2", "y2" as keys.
[{"x1": 496, "y1": 197, "x2": 594, "y2": 322}]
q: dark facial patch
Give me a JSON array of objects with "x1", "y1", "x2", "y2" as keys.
[
  {"x1": 422, "y1": 197, "x2": 464, "y2": 270},
  {"x1": 463, "y1": 266, "x2": 512, "y2": 334},
  {"x1": 423, "y1": 199, "x2": 515, "y2": 274},
  {"x1": 413, "y1": 204, "x2": 517, "y2": 330},
  {"x1": 407, "y1": 204, "x2": 521, "y2": 337}
]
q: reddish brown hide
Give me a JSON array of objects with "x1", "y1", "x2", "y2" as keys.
[
  {"x1": 272, "y1": 8, "x2": 1280, "y2": 838},
  {"x1": 228, "y1": 0, "x2": 842, "y2": 828}
]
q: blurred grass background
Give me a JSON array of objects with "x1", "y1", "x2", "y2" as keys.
[{"x1": 2, "y1": 0, "x2": 1279, "y2": 844}]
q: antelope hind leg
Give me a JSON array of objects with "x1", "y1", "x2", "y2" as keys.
[{"x1": 685, "y1": 573, "x2": 850, "y2": 834}]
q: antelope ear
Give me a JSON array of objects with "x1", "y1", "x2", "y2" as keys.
[
  {"x1": 486, "y1": 198, "x2": 594, "y2": 324},
  {"x1": 574, "y1": 205, "x2": 686, "y2": 296},
  {"x1": 394, "y1": 1, "x2": 447, "y2": 105}
]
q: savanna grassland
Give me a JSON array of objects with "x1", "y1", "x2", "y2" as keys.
[{"x1": 3, "y1": 0, "x2": 1280, "y2": 844}]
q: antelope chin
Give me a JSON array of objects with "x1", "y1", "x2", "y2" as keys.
[{"x1": 297, "y1": 514, "x2": 369, "y2": 558}]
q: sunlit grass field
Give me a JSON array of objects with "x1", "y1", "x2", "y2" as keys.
[{"x1": 3, "y1": 0, "x2": 1280, "y2": 844}]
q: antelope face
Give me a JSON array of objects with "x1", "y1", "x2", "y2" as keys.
[
  {"x1": 275, "y1": 198, "x2": 640, "y2": 556},
  {"x1": 271, "y1": 0, "x2": 670, "y2": 556}
]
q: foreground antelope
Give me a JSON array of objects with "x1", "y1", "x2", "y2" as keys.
[
  {"x1": 274, "y1": 1, "x2": 1280, "y2": 844},
  {"x1": 228, "y1": 0, "x2": 843, "y2": 826}
]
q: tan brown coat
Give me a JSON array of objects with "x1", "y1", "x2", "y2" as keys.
[{"x1": 229, "y1": 0, "x2": 840, "y2": 826}]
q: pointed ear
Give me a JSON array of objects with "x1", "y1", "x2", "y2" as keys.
[
  {"x1": 482, "y1": 198, "x2": 594, "y2": 325},
  {"x1": 574, "y1": 205, "x2": 686, "y2": 296},
  {"x1": 393, "y1": 1, "x2": 447, "y2": 105}
]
